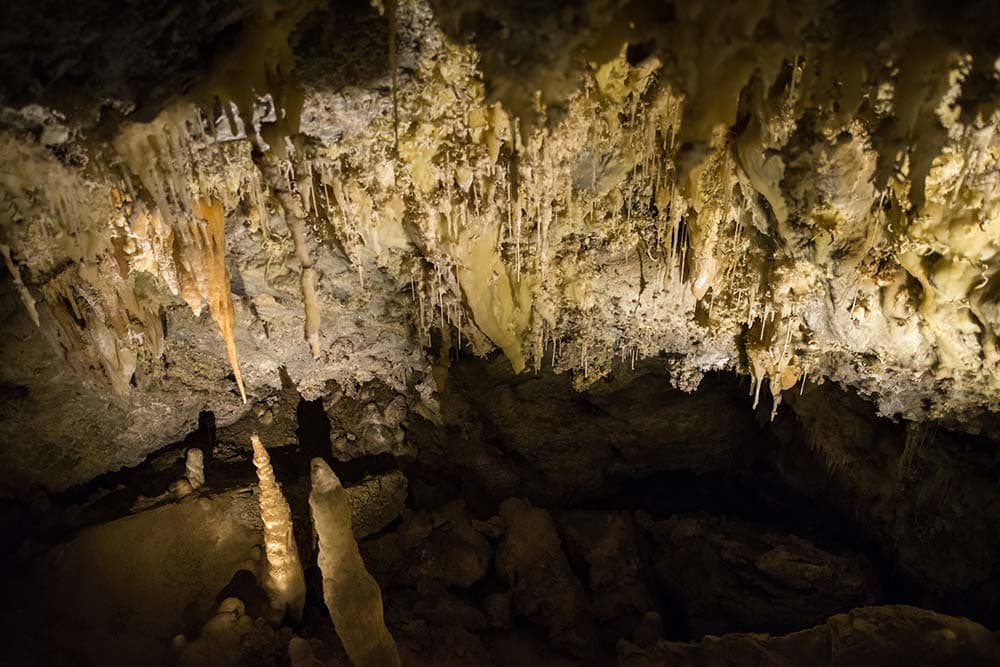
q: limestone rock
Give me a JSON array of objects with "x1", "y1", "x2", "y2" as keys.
[
  {"x1": 411, "y1": 357, "x2": 761, "y2": 504},
  {"x1": 309, "y1": 458, "x2": 400, "y2": 667},
  {"x1": 618, "y1": 605, "x2": 1000, "y2": 667},
  {"x1": 184, "y1": 448, "x2": 205, "y2": 489},
  {"x1": 649, "y1": 513, "x2": 883, "y2": 637},
  {"x1": 483, "y1": 591, "x2": 513, "y2": 630},
  {"x1": 344, "y1": 469, "x2": 408, "y2": 540},
  {"x1": 251, "y1": 434, "x2": 306, "y2": 622},
  {"x1": 558, "y1": 510, "x2": 655, "y2": 646},
  {"x1": 778, "y1": 383, "x2": 1000, "y2": 609},
  {"x1": 362, "y1": 500, "x2": 492, "y2": 589},
  {"x1": 213, "y1": 387, "x2": 303, "y2": 463},
  {"x1": 327, "y1": 382, "x2": 412, "y2": 460},
  {"x1": 3, "y1": 0, "x2": 1000, "y2": 499},
  {"x1": 496, "y1": 498, "x2": 595, "y2": 654},
  {"x1": 19, "y1": 491, "x2": 263, "y2": 666},
  {"x1": 178, "y1": 597, "x2": 284, "y2": 667}
]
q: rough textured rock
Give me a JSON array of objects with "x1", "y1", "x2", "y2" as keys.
[
  {"x1": 178, "y1": 597, "x2": 285, "y2": 667},
  {"x1": 411, "y1": 356, "x2": 762, "y2": 504},
  {"x1": 775, "y1": 382, "x2": 1000, "y2": 614},
  {"x1": 618, "y1": 605, "x2": 1000, "y2": 667},
  {"x1": 558, "y1": 510, "x2": 655, "y2": 647},
  {"x1": 344, "y1": 469, "x2": 408, "y2": 540},
  {"x1": 650, "y1": 513, "x2": 882, "y2": 637},
  {"x1": 361, "y1": 499, "x2": 492, "y2": 589},
  {"x1": 327, "y1": 381, "x2": 412, "y2": 460},
  {"x1": 213, "y1": 385, "x2": 303, "y2": 463},
  {"x1": 496, "y1": 498, "x2": 595, "y2": 654},
  {"x1": 2, "y1": 0, "x2": 1000, "y2": 493},
  {"x1": 3, "y1": 1, "x2": 1000, "y2": 663}
]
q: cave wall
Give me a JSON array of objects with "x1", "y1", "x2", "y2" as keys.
[{"x1": 1, "y1": 0, "x2": 1000, "y2": 511}]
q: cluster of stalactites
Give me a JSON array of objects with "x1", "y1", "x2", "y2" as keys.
[{"x1": 58, "y1": 0, "x2": 327, "y2": 401}]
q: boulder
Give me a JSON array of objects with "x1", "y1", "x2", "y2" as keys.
[
  {"x1": 496, "y1": 498, "x2": 595, "y2": 654},
  {"x1": 618, "y1": 605, "x2": 1000, "y2": 667},
  {"x1": 558, "y1": 510, "x2": 655, "y2": 645},
  {"x1": 649, "y1": 513, "x2": 882, "y2": 637}
]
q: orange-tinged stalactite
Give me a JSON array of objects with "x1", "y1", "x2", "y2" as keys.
[{"x1": 191, "y1": 197, "x2": 247, "y2": 403}]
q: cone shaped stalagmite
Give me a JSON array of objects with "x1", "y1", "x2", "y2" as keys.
[
  {"x1": 252, "y1": 434, "x2": 306, "y2": 622},
  {"x1": 309, "y1": 457, "x2": 400, "y2": 667}
]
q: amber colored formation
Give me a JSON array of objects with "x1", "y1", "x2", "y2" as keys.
[
  {"x1": 251, "y1": 433, "x2": 306, "y2": 622},
  {"x1": 191, "y1": 198, "x2": 247, "y2": 403}
]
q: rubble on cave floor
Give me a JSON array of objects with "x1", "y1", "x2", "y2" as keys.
[{"x1": 2, "y1": 366, "x2": 999, "y2": 666}]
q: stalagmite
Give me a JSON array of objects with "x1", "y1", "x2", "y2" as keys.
[
  {"x1": 251, "y1": 434, "x2": 306, "y2": 622},
  {"x1": 309, "y1": 457, "x2": 400, "y2": 667},
  {"x1": 184, "y1": 448, "x2": 205, "y2": 490}
]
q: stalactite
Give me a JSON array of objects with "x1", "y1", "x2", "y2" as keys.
[
  {"x1": 190, "y1": 198, "x2": 247, "y2": 402},
  {"x1": 309, "y1": 457, "x2": 400, "y2": 667},
  {"x1": 264, "y1": 164, "x2": 322, "y2": 359},
  {"x1": 290, "y1": 216, "x2": 321, "y2": 359},
  {"x1": 252, "y1": 434, "x2": 307, "y2": 623},
  {"x1": 0, "y1": 243, "x2": 40, "y2": 326}
]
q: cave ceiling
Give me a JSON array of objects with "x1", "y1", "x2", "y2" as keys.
[{"x1": 2, "y1": 0, "x2": 1000, "y2": 493}]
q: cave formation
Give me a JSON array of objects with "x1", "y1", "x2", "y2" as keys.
[{"x1": 2, "y1": 0, "x2": 1000, "y2": 665}]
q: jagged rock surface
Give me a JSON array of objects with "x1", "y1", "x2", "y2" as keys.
[
  {"x1": 496, "y1": 498, "x2": 595, "y2": 654},
  {"x1": 1, "y1": 0, "x2": 1000, "y2": 492},
  {"x1": 618, "y1": 605, "x2": 1000, "y2": 667},
  {"x1": 649, "y1": 512, "x2": 883, "y2": 637},
  {"x1": 774, "y1": 382, "x2": 1000, "y2": 615},
  {"x1": 326, "y1": 381, "x2": 412, "y2": 460},
  {"x1": 558, "y1": 510, "x2": 656, "y2": 648}
]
